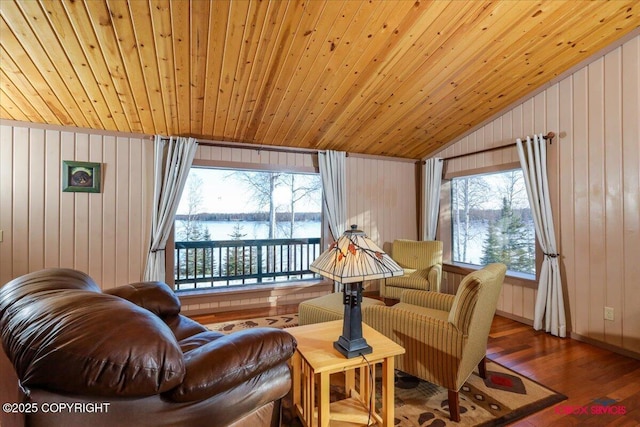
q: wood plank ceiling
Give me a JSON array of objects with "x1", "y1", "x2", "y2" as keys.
[{"x1": 1, "y1": 0, "x2": 638, "y2": 159}]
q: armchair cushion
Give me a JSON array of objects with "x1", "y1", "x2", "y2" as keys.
[{"x1": 391, "y1": 239, "x2": 441, "y2": 269}]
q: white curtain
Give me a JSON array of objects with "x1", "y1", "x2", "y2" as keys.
[
  {"x1": 318, "y1": 150, "x2": 347, "y2": 240},
  {"x1": 516, "y1": 134, "x2": 566, "y2": 337},
  {"x1": 422, "y1": 157, "x2": 443, "y2": 240},
  {"x1": 144, "y1": 136, "x2": 198, "y2": 282}
]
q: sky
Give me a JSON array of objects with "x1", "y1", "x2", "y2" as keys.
[{"x1": 176, "y1": 167, "x2": 322, "y2": 215}]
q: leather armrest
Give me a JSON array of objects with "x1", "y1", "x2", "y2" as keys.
[{"x1": 164, "y1": 328, "x2": 297, "y2": 402}]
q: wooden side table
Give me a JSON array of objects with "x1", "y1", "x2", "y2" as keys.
[{"x1": 286, "y1": 320, "x2": 405, "y2": 427}]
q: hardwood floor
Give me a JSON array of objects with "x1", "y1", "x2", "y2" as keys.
[
  {"x1": 487, "y1": 316, "x2": 640, "y2": 426},
  {"x1": 191, "y1": 307, "x2": 640, "y2": 426}
]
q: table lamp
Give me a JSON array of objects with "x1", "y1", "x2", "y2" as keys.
[{"x1": 310, "y1": 225, "x2": 403, "y2": 358}]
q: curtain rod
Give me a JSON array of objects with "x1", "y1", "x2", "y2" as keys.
[
  {"x1": 196, "y1": 141, "x2": 356, "y2": 157},
  {"x1": 196, "y1": 140, "x2": 320, "y2": 155},
  {"x1": 159, "y1": 136, "x2": 320, "y2": 155},
  {"x1": 164, "y1": 137, "x2": 415, "y2": 162},
  {"x1": 438, "y1": 132, "x2": 556, "y2": 162}
]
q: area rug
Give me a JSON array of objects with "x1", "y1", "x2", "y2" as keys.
[
  {"x1": 204, "y1": 313, "x2": 299, "y2": 332},
  {"x1": 205, "y1": 315, "x2": 566, "y2": 426}
]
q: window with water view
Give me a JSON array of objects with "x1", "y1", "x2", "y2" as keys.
[
  {"x1": 451, "y1": 169, "x2": 536, "y2": 276},
  {"x1": 174, "y1": 167, "x2": 322, "y2": 290}
]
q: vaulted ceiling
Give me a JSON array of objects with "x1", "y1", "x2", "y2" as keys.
[{"x1": 1, "y1": 1, "x2": 638, "y2": 159}]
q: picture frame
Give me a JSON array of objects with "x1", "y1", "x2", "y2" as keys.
[{"x1": 62, "y1": 160, "x2": 102, "y2": 193}]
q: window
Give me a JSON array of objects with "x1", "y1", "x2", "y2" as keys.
[
  {"x1": 173, "y1": 167, "x2": 323, "y2": 290},
  {"x1": 451, "y1": 169, "x2": 535, "y2": 277}
]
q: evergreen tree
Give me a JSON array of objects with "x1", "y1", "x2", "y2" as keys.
[
  {"x1": 224, "y1": 223, "x2": 257, "y2": 279},
  {"x1": 176, "y1": 174, "x2": 215, "y2": 279},
  {"x1": 481, "y1": 196, "x2": 535, "y2": 274},
  {"x1": 481, "y1": 221, "x2": 501, "y2": 265},
  {"x1": 192, "y1": 227, "x2": 214, "y2": 279}
]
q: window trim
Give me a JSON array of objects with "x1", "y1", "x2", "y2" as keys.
[
  {"x1": 443, "y1": 262, "x2": 538, "y2": 289},
  {"x1": 438, "y1": 162, "x2": 541, "y2": 283},
  {"x1": 166, "y1": 159, "x2": 325, "y2": 291}
]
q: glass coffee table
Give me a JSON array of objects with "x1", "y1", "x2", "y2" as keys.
[{"x1": 286, "y1": 320, "x2": 405, "y2": 427}]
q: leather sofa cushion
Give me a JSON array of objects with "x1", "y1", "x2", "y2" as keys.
[
  {"x1": 0, "y1": 289, "x2": 185, "y2": 397},
  {"x1": 164, "y1": 314, "x2": 210, "y2": 341},
  {"x1": 165, "y1": 328, "x2": 297, "y2": 402},
  {"x1": 177, "y1": 330, "x2": 226, "y2": 353},
  {"x1": 105, "y1": 281, "x2": 181, "y2": 317}
]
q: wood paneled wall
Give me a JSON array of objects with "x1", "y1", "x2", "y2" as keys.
[
  {"x1": 346, "y1": 155, "x2": 418, "y2": 246},
  {"x1": 0, "y1": 127, "x2": 418, "y2": 313},
  {"x1": 0, "y1": 121, "x2": 153, "y2": 289},
  {"x1": 194, "y1": 144, "x2": 317, "y2": 171},
  {"x1": 436, "y1": 35, "x2": 640, "y2": 354}
]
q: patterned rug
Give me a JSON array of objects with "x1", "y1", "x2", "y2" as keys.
[
  {"x1": 205, "y1": 315, "x2": 566, "y2": 426},
  {"x1": 205, "y1": 313, "x2": 299, "y2": 332}
]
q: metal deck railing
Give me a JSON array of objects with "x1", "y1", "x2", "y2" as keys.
[{"x1": 174, "y1": 237, "x2": 321, "y2": 291}]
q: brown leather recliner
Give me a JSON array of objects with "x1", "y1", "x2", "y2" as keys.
[{"x1": 0, "y1": 268, "x2": 297, "y2": 427}]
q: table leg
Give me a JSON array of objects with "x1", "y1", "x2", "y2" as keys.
[
  {"x1": 381, "y1": 356, "x2": 394, "y2": 427},
  {"x1": 345, "y1": 368, "x2": 355, "y2": 397},
  {"x1": 306, "y1": 364, "x2": 314, "y2": 427},
  {"x1": 369, "y1": 364, "x2": 377, "y2": 414},
  {"x1": 292, "y1": 352, "x2": 301, "y2": 408},
  {"x1": 317, "y1": 371, "x2": 331, "y2": 427}
]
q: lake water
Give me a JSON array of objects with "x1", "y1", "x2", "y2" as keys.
[{"x1": 176, "y1": 220, "x2": 321, "y2": 241}]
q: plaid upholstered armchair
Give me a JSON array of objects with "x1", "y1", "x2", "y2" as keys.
[
  {"x1": 379, "y1": 239, "x2": 443, "y2": 299},
  {"x1": 363, "y1": 263, "x2": 507, "y2": 422}
]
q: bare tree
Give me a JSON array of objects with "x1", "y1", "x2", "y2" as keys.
[
  {"x1": 233, "y1": 171, "x2": 321, "y2": 239},
  {"x1": 452, "y1": 176, "x2": 490, "y2": 262},
  {"x1": 498, "y1": 170, "x2": 528, "y2": 210},
  {"x1": 284, "y1": 174, "x2": 322, "y2": 238},
  {"x1": 180, "y1": 174, "x2": 205, "y2": 241},
  {"x1": 233, "y1": 171, "x2": 283, "y2": 239}
]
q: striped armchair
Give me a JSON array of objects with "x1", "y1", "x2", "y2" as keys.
[
  {"x1": 379, "y1": 239, "x2": 443, "y2": 299},
  {"x1": 362, "y1": 263, "x2": 507, "y2": 422}
]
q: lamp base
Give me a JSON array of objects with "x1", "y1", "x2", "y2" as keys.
[
  {"x1": 334, "y1": 336, "x2": 372, "y2": 358},
  {"x1": 335, "y1": 281, "x2": 373, "y2": 358}
]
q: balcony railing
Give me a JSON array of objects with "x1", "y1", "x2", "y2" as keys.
[{"x1": 174, "y1": 237, "x2": 322, "y2": 291}]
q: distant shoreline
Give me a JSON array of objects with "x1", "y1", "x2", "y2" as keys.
[{"x1": 175, "y1": 212, "x2": 321, "y2": 222}]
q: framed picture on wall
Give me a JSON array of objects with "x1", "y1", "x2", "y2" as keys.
[{"x1": 62, "y1": 161, "x2": 102, "y2": 193}]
